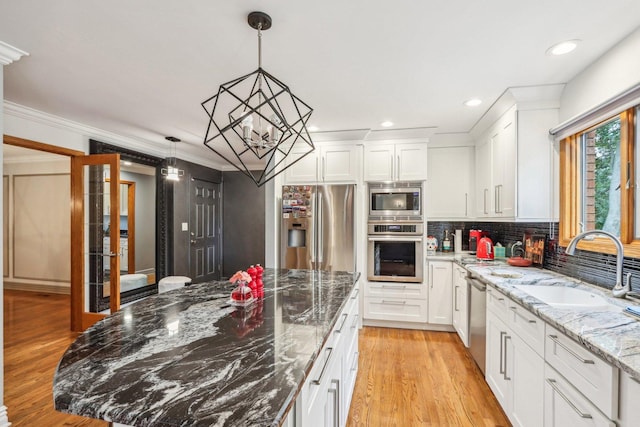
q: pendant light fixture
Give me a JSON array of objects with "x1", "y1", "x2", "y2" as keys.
[
  {"x1": 161, "y1": 136, "x2": 184, "y2": 181},
  {"x1": 201, "y1": 11, "x2": 315, "y2": 187}
]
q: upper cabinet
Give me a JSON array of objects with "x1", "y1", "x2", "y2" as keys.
[
  {"x1": 283, "y1": 142, "x2": 361, "y2": 184},
  {"x1": 426, "y1": 145, "x2": 474, "y2": 219},
  {"x1": 364, "y1": 142, "x2": 428, "y2": 181},
  {"x1": 472, "y1": 86, "x2": 561, "y2": 221}
]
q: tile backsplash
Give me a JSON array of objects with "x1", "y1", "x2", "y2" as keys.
[{"x1": 427, "y1": 221, "x2": 640, "y2": 293}]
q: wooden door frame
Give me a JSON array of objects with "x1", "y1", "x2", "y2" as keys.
[{"x1": 3, "y1": 135, "x2": 85, "y2": 331}]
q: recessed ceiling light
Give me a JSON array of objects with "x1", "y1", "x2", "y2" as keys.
[
  {"x1": 464, "y1": 98, "x2": 482, "y2": 107},
  {"x1": 381, "y1": 121, "x2": 393, "y2": 127},
  {"x1": 547, "y1": 40, "x2": 580, "y2": 56},
  {"x1": 307, "y1": 126, "x2": 319, "y2": 132},
  {"x1": 123, "y1": 160, "x2": 133, "y2": 166}
]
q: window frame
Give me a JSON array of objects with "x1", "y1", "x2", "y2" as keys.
[{"x1": 560, "y1": 107, "x2": 637, "y2": 256}]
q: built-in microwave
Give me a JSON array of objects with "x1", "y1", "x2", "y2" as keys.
[{"x1": 368, "y1": 182, "x2": 422, "y2": 218}]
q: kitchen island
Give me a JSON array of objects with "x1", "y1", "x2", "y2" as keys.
[{"x1": 53, "y1": 269, "x2": 360, "y2": 426}]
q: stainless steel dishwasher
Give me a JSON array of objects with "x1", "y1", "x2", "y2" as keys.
[{"x1": 467, "y1": 275, "x2": 487, "y2": 374}]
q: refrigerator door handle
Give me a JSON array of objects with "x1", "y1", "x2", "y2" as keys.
[{"x1": 317, "y1": 188, "x2": 323, "y2": 266}]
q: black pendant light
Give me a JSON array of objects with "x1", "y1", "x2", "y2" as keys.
[{"x1": 201, "y1": 11, "x2": 315, "y2": 187}]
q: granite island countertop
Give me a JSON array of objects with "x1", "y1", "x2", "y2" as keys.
[
  {"x1": 53, "y1": 269, "x2": 359, "y2": 426},
  {"x1": 463, "y1": 263, "x2": 640, "y2": 381}
]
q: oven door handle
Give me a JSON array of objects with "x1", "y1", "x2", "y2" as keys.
[{"x1": 367, "y1": 236, "x2": 423, "y2": 242}]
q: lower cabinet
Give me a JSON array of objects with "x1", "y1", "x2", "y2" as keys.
[
  {"x1": 363, "y1": 282, "x2": 427, "y2": 323},
  {"x1": 297, "y1": 283, "x2": 359, "y2": 427},
  {"x1": 486, "y1": 285, "x2": 543, "y2": 427},
  {"x1": 427, "y1": 261, "x2": 453, "y2": 324},
  {"x1": 451, "y1": 264, "x2": 469, "y2": 346}
]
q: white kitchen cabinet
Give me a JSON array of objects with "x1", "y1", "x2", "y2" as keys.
[
  {"x1": 298, "y1": 283, "x2": 359, "y2": 427},
  {"x1": 475, "y1": 137, "x2": 492, "y2": 217},
  {"x1": 486, "y1": 285, "x2": 544, "y2": 427},
  {"x1": 473, "y1": 102, "x2": 558, "y2": 220},
  {"x1": 364, "y1": 297, "x2": 427, "y2": 323},
  {"x1": 426, "y1": 146, "x2": 473, "y2": 219},
  {"x1": 103, "y1": 182, "x2": 129, "y2": 216},
  {"x1": 363, "y1": 142, "x2": 427, "y2": 182},
  {"x1": 283, "y1": 143, "x2": 360, "y2": 184},
  {"x1": 544, "y1": 364, "x2": 615, "y2": 427},
  {"x1": 451, "y1": 264, "x2": 469, "y2": 346},
  {"x1": 617, "y1": 373, "x2": 640, "y2": 426},
  {"x1": 427, "y1": 261, "x2": 452, "y2": 325},
  {"x1": 120, "y1": 238, "x2": 128, "y2": 272}
]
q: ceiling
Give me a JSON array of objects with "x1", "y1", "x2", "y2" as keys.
[{"x1": 1, "y1": 1, "x2": 640, "y2": 169}]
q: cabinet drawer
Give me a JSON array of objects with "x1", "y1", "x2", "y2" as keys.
[
  {"x1": 506, "y1": 301, "x2": 545, "y2": 356},
  {"x1": 364, "y1": 282, "x2": 426, "y2": 299},
  {"x1": 545, "y1": 325, "x2": 618, "y2": 419},
  {"x1": 486, "y1": 286, "x2": 508, "y2": 320},
  {"x1": 364, "y1": 297, "x2": 427, "y2": 323},
  {"x1": 544, "y1": 364, "x2": 615, "y2": 427}
]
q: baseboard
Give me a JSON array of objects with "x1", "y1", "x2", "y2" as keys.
[
  {"x1": 363, "y1": 318, "x2": 456, "y2": 332},
  {"x1": 3, "y1": 282, "x2": 70, "y2": 295},
  {"x1": 0, "y1": 405, "x2": 11, "y2": 426}
]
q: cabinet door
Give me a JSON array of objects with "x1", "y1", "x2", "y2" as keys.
[
  {"x1": 618, "y1": 373, "x2": 640, "y2": 426},
  {"x1": 120, "y1": 183, "x2": 128, "y2": 216},
  {"x1": 494, "y1": 112, "x2": 516, "y2": 217},
  {"x1": 544, "y1": 365, "x2": 615, "y2": 427},
  {"x1": 397, "y1": 143, "x2": 428, "y2": 181},
  {"x1": 426, "y1": 146, "x2": 473, "y2": 218},
  {"x1": 120, "y1": 240, "x2": 128, "y2": 272},
  {"x1": 452, "y1": 266, "x2": 469, "y2": 346},
  {"x1": 427, "y1": 261, "x2": 453, "y2": 324},
  {"x1": 510, "y1": 333, "x2": 543, "y2": 427},
  {"x1": 284, "y1": 150, "x2": 319, "y2": 184},
  {"x1": 363, "y1": 144, "x2": 394, "y2": 181},
  {"x1": 321, "y1": 144, "x2": 360, "y2": 183},
  {"x1": 486, "y1": 310, "x2": 512, "y2": 411},
  {"x1": 475, "y1": 137, "x2": 492, "y2": 217}
]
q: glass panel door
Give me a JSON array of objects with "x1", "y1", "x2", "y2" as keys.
[{"x1": 71, "y1": 153, "x2": 120, "y2": 330}]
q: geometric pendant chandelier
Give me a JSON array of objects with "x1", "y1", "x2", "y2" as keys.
[{"x1": 201, "y1": 11, "x2": 315, "y2": 187}]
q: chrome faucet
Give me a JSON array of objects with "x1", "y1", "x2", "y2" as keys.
[{"x1": 565, "y1": 230, "x2": 631, "y2": 298}]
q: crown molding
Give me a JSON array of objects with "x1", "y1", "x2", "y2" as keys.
[
  {"x1": 2, "y1": 101, "x2": 222, "y2": 169},
  {"x1": 0, "y1": 41, "x2": 28, "y2": 65}
]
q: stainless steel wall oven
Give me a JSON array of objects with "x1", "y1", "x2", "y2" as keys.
[{"x1": 367, "y1": 222, "x2": 423, "y2": 283}]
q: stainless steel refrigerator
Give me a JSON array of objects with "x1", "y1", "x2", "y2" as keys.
[{"x1": 280, "y1": 184, "x2": 356, "y2": 272}]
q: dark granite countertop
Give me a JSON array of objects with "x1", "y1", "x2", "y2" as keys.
[{"x1": 53, "y1": 269, "x2": 359, "y2": 426}]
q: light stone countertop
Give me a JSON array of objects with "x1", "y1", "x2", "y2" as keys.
[{"x1": 463, "y1": 263, "x2": 640, "y2": 381}]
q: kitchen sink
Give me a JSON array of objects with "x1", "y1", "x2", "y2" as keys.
[{"x1": 512, "y1": 285, "x2": 621, "y2": 312}]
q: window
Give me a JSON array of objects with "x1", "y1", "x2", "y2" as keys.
[{"x1": 560, "y1": 107, "x2": 638, "y2": 256}]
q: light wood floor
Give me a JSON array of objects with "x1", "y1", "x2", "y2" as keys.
[
  {"x1": 347, "y1": 327, "x2": 511, "y2": 427},
  {"x1": 4, "y1": 290, "x2": 106, "y2": 426},
  {"x1": 4, "y1": 291, "x2": 509, "y2": 426}
]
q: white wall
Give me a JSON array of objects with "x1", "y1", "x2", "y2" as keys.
[
  {"x1": 3, "y1": 159, "x2": 70, "y2": 293},
  {"x1": 560, "y1": 27, "x2": 640, "y2": 121}
]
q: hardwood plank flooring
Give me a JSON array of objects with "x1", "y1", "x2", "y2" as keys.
[
  {"x1": 4, "y1": 291, "x2": 508, "y2": 426},
  {"x1": 347, "y1": 327, "x2": 511, "y2": 427},
  {"x1": 4, "y1": 290, "x2": 106, "y2": 427}
]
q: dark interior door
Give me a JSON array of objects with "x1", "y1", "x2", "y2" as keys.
[{"x1": 189, "y1": 178, "x2": 220, "y2": 282}]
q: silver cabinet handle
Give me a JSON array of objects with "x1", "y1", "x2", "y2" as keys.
[
  {"x1": 430, "y1": 264, "x2": 434, "y2": 289},
  {"x1": 322, "y1": 156, "x2": 326, "y2": 181},
  {"x1": 351, "y1": 314, "x2": 359, "y2": 329},
  {"x1": 499, "y1": 331, "x2": 506, "y2": 375},
  {"x1": 454, "y1": 286, "x2": 459, "y2": 311},
  {"x1": 510, "y1": 306, "x2": 536, "y2": 323},
  {"x1": 335, "y1": 313, "x2": 348, "y2": 333},
  {"x1": 396, "y1": 155, "x2": 400, "y2": 180},
  {"x1": 503, "y1": 335, "x2": 512, "y2": 381},
  {"x1": 548, "y1": 335, "x2": 594, "y2": 364},
  {"x1": 351, "y1": 352, "x2": 359, "y2": 371},
  {"x1": 330, "y1": 379, "x2": 340, "y2": 427},
  {"x1": 382, "y1": 284, "x2": 407, "y2": 290},
  {"x1": 351, "y1": 288, "x2": 360, "y2": 299},
  {"x1": 464, "y1": 192, "x2": 468, "y2": 217},
  {"x1": 311, "y1": 347, "x2": 333, "y2": 385},
  {"x1": 546, "y1": 378, "x2": 593, "y2": 419},
  {"x1": 495, "y1": 186, "x2": 499, "y2": 213},
  {"x1": 382, "y1": 300, "x2": 406, "y2": 305}
]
